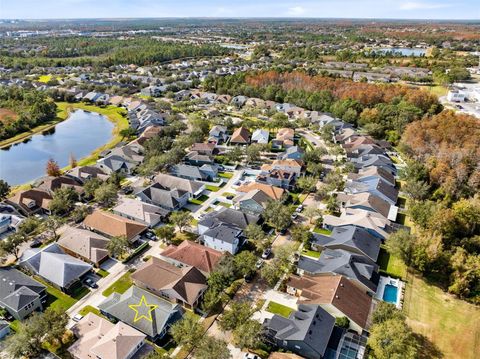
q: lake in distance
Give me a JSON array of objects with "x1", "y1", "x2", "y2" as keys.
[{"x1": 0, "y1": 109, "x2": 114, "y2": 185}]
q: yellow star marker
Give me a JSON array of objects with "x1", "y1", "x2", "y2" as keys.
[{"x1": 129, "y1": 295, "x2": 158, "y2": 323}]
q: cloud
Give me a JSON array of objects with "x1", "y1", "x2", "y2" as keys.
[
  {"x1": 399, "y1": 1, "x2": 452, "y2": 10},
  {"x1": 287, "y1": 6, "x2": 306, "y2": 16}
]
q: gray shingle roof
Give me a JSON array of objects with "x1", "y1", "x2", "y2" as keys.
[
  {"x1": 314, "y1": 225, "x2": 381, "y2": 262},
  {"x1": 98, "y1": 285, "x2": 182, "y2": 338},
  {"x1": 298, "y1": 249, "x2": 379, "y2": 293},
  {"x1": 0, "y1": 268, "x2": 46, "y2": 311},
  {"x1": 203, "y1": 223, "x2": 242, "y2": 244},
  {"x1": 199, "y1": 207, "x2": 259, "y2": 230},
  {"x1": 264, "y1": 304, "x2": 335, "y2": 357},
  {"x1": 20, "y1": 243, "x2": 92, "y2": 289}
]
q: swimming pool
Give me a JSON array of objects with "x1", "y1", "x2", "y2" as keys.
[{"x1": 382, "y1": 284, "x2": 398, "y2": 303}]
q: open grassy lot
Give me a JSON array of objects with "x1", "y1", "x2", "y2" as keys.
[
  {"x1": 172, "y1": 231, "x2": 198, "y2": 245},
  {"x1": 404, "y1": 273, "x2": 480, "y2": 359},
  {"x1": 102, "y1": 270, "x2": 133, "y2": 297},
  {"x1": 266, "y1": 301, "x2": 295, "y2": 318}
]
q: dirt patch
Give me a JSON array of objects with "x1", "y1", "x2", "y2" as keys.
[{"x1": 0, "y1": 108, "x2": 18, "y2": 124}]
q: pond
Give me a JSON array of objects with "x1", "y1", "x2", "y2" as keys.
[{"x1": 0, "y1": 109, "x2": 114, "y2": 186}]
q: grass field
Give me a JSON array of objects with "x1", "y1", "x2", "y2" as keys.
[
  {"x1": 188, "y1": 194, "x2": 209, "y2": 205},
  {"x1": 102, "y1": 270, "x2": 133, "y2": 297},
  {"x1": 404, "y1": 272, "x2": 480, "y2": 359},
  {"x1": 313, "y1": 227, "x2": 332, "y2": 236},
  {"x1": 205, "y1": 185, "x2": 221, "y2": 192},
  {"x1": 377, "y1": 247, "x2": 407, "y2": 279},
  {"x1": 34, "y1": 277, "x2": 79, "y2": 311},
  {"x1": 427, "y1": 85, "x2": 448, "y2": 98},
  {"x1": 301, "y1": 249, "x2": 321, "y2": 258},
  {"x1": 78, "y1": 305, "x2": 102, "y2": 317},
  {"x1": 266, "y1": 301, "x2": 295, "y2": 318}
]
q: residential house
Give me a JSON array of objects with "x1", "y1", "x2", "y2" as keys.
[
  {"x1": 257, "y1": 169, "x2": 296, "y2": 190},
  {"x1": 245, "y1": 97, "x2": 266, "y2": 108},
  {"x1": 68, "y1": 312, "x2": 146, "y2": 359},
  {"x1": 106, "y1": 145, "x2": 144, "y2": 165},
  {"x1": 35, "y1": 175, "x2": 84, "y2": 196},
  {"x1": 215, "y1": 94, "x2": 232, "y2": 105},
  {"x1": 208, "y1": 125, "x2": 228, "y2": 144},
  {"x1": 323, "y1": 209, "x2": 393, "y2": 240},
  {"x1": 236, "y1": 182, "x2": 285, "y2": 201},
  {"x1": 19, "y1": 243, "x2": 92, "y2": 293},
  {"x1": 160, "y1": 240, "x2": 223, "y2": 276},
  {"x1": 261, "y1": 159, "x2": 304, "y2": 176},
  {"x1": 351, "y1": 155, "x2": 396, "y2": 175},
  {"x1": 190, "y1": 143, "x2": 216, "y2": 156},
  {"x1": 297, "y1": 249, "x2": 379, "y2": 295},
  {"x1": 108, "y1": 95, "x2": 124, "y2": 106},
  {"x1": 113, "y1": 198, "x2": 168, "y2": 228},
  {"x1": 171, "y1": 164, "x2": 218, "y2": 182},
  {"x1": 344, "y1": 178, "x2": 398, "y2": 205},
  {"x1": 96, "y1": 154, "x2": 136, "y2": 175},
  {"x1": 348, "y1": 166, "x2": 396, "y2": 187},
  {"x1": 131, "y1": 257, "x2": 207, "y2": 309},
  {"x1": 99, "y1": 285, "x2": 183, "y2": 341},
  {"x1": 83, "y1": 210, "x2": 147, "y2": 242},
  {"x1": 230, "y1": 127, "x2": 251, "y2": 145},
  {"x1": 345, "y1": 144, "x2": 385, "y2": 159},
  {"x1": 6, "y1": 189, "x2": 52, "y2": 216},
  {"x1": 263, "y1": 304, "x2": 335, "y2": 359},
  {"x1": 137, "y1": 183, "x2": 188, "y2": 212},
  {"x1": 251, "y1": 129, "x2": 270, "y2": 144},
  {"x1": 311, "y1": 225, "x2": 381, "y2": 263},
  {"x1": 231, "y1": 95, "x2": 248, "y2": 108},
  {"x1": 0, "y1": 268, "x2": 47, "y2": 320},
  {"x1": 154, "y1": 173, "x2": 205, "y2": 199},
  {"x1": 58, "y1": 226, "x2": 110, "y2": 267},
  {"x1": 66, "y1": 166, "x2": 109, "y2": 184},
  {"x1": 337, "y1": 192, "x2": 398, "y2": 221},
  {"x1": 83, "y1": 92, "x2": 102, "y2": 102},
  {"x1": 233, "y1": 189, "x2": 272, "y2": 215},
  {"x1": 0, "y1": 205, "x2": 24, "y2": 235},
  {"x1": 287, "y1": 275, "x2": 372, "y2": 333},
  {"x1": 184, "y1": 151, "x2": 215, "y2": 166},
  {"x1": 273, "y1": 128, "x2": 295, "y2": 149},
  {"x1": 198, "y1": 208, "x2": 259, "y2": 254},
  {"x1": 0, "y1": 321, "x2": 9, "y2": 340}
]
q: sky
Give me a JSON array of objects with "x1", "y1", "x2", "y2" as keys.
[{"x1": 1, "y1": 0, "x2": 479, "y2": 20}]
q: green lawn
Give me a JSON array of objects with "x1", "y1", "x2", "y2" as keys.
[
  {"x1": 218, "y1": 202, "x2": 232, "y2": 208},
  {"x1": 266, "y1": 301, "x2": 295, "y2": 318},
  {"x1": 172, "y1": 231, "x2": 198, "y2": 245},
  {"x1": 96, "y1": 268, "x2": 110, "y2": 278},
  {"x1": 78, "y1": 305, "x2": 102, "y2": 317},
  {"x1": 35, "y1": 277, "x2": 79, "y2": 311},
  {"x1": 218, "y1": 172, "x2": 233, "y2": 179},
  {"x1": 302, "y1": 249, "x2": 321, "y2": 259},
  {"x1": 205, "y1": 185, "x2": 220, "y2": 192},
  {"x1": 377, "y1": 247, "x2": 407, "y2": 279},
  {"x1": 404, "y1": 272, "x2": 480, "y2": 359},
  {"x1": 313, "y1": 227, "x2": 332, "y2": 235},
  {"x1": 188, "y1": 194, "x2": 209, "y2": 205},
  {"x1": 102, "y1": 271, "x2": 134, "y2": 297}
]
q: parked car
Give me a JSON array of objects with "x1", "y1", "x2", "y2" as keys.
[
  {"x1": 295, "y1": 205, "x2": 304, "y2": 213},
  {"x1": 291, "y1": 212, "x2": 299, "y2": 220},
  {"x1": 256, "y1": 259, "x2": 264, "y2": 269},
  {"x1": 226, "y1": 195, "x2": 235, "y2": 200},
  {"x1": 72, "y1": 314, "x2": 84, "y2": 322},
  {"x1": 243, "y1": 353, "x2": 260, "y2": 359},
  {"x1": 262, "y1": 247, "x2": 272, "y2": 259},
  {"x1": 84, "y1": 278, "x2": 98, "y2": 289},
  {"x1": 144, "y1": 231, "x2": 157, "y2": 240},
  {"x1": 30, "y1": 239, "x2": 42, "y2": 248}
]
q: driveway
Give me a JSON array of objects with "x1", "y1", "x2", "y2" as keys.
[{"x1": 192, "y1": 169, "x2": 244, "y2": 219}]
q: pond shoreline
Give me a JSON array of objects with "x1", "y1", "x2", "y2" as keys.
[{"x1": 4, "y1": 102, "x2": 128, "y2": 192}]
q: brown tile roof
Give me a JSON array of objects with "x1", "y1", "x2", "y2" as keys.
[
  {"x1": 190, "y1": 143, "x2": 215, "y2": 152},
  {"x1": 288, "y1": 274, "x2": 371, "y2": 329},
  {"x1": 68, "y1": 312, "x2": 145, "y2": 359},
  {"x1": 276, "y1": 128, "x2": 295, "y2": 141},
  {"x1": 161, "y1": 240, "x2": 223, "y2": 274},
  {"x1": 236, "y1": 182, "x2": 285, "y2": 200},
  {"x1": 131, "y1": 257, "x2": 207, "y2": 306},
  {"x1": 7, "y1": 189, "x2": 52, "y2": 214},
  {"x1": 83, "y1": 210, "x2": 147, "y2": 241},
  {"x1": 231, "y1": 127, "x2": 251, "y2": 143},
  {"x1": 58, "y1": 226, "x2": 110, "y2": 264},
  {"x1": 37, "y1": 175, "x2": 84, "y2": 194}
]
